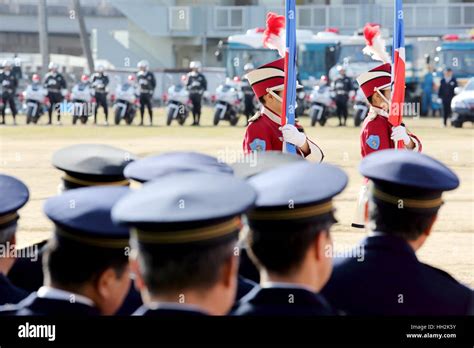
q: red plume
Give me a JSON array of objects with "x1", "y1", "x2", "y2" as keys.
[
  {"x1": 363, "y1": 23, "x2": 380, "y2": 46},
  {"x1": 263, "y1": 12, "x2": 285, "y2": 57},
  {"x1": 362, "y1": 23, "x2": 391, "y2": 63}
]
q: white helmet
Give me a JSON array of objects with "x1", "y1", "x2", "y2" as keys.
[
  {"x1": 189, "y1": 61, "x2": 202, "y2": 70},
  {"x1": 137, "y1": 60, "x2": 149, "y2": 70},
  {"x1": 96, "y1": 64, "x2": 105, "y2": 73},
  {"x1": 48, "y1": 62, "x2": 59, "y2": 70},
  {"x1": 244, "y1": 63, "x2": 254, "y2": 71}
]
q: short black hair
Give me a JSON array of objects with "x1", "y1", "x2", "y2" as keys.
[
  {"x1": 137, "y1": 237, "x2": 237, "y2": 295},
  {"x1": 44, "y1": 232, "x2": 128, "y2": 288},
  {"x1": 446, "y1": 68, "x2": 452, "y2": 72},
  {"x1": 246, "y1": 214, "x2": 334, "y2": 276},
  {"x1": 368, "y1": 198, "x2": 437, "y2": 241}
]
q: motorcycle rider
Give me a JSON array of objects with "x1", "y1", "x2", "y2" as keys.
[
  {"x1": 44, "y1": 62, "x2": 67, "y2": 125},
  {"x1": 24, "y1": 73, "x2": 47, "y2": 124},
  {"x1": 241, "y1": 63, "x2": 256, "y2": 124},
  {"x1": 0, "y1": 59, "x2": 19, "y2": 125},
  {"x1": 136, "y1": 60, "x2": 156, "y2": 126},
  {"x1": 91, "y1": 64, "x2": 110, "y2": 125},
  {"x1": 186, "y1": 61, "x2": 207, "y2": 126},
  {"x1": 332, "y1": 66, "x2": 354, "y2": 127}
]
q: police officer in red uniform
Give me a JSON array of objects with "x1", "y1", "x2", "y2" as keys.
[{"x1": 243, "y1": 58, "x2": 323, "y2": 162}]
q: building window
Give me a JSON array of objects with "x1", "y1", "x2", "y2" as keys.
[
  {"x1": 215, "y1": 7, "x2": 244, "y2": 30},
  {"x1": 169, "y1": 7, "x2": 190, "y2": 31}
]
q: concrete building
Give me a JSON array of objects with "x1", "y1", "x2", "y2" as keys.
[{"x1": 0, "y1": 0, "x2": 472, "y2": 69}]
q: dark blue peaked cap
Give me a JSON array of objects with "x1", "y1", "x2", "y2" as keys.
[
  {"x1": 247, "y1": 162, "x2": 348, "y2": 221},
  {"x1": 360, "y1": 150, "x2": 459, "y2": 211},
  {"x1": 112, "y1": 172, "x2": 257, "y2": 246},
  {"x1": 0, "y1": 174, "x2": 29, "y2": 228},
  {"x1": 124, "y1": 151, "x2": 233, "y2": 183},
  {"x1": 52, "y1": 144, "x2": 136, "y2": 188},
  {"x1": 44, "y1": 186, "x2": 130, "y2": 248},
  {"x1": 360, "y1": 149, "x2": 459, "y2": 191}
]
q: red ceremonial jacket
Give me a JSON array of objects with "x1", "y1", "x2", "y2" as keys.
[{"x1": 360, "y1": 107, "x2": 422, "y2": 158}]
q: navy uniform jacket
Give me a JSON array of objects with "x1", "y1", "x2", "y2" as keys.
[
  {"x1": 322, "y1": 235, "x2": 474, "y2": 315},
  {"x1": 232, "y1": 285, "x2": 337, "y2": 316},
  {"x1": 0, "y1": 274, "x2": 28, "y2": 305},
  {"x1": 236, "y1": 275, "x2": 257, "y2": 302},
  {"x1": 136, "y1": 71, "x2": 156, "y2": 95},
  {"x1": 438, "y1": 77, "x2": 458, "y2": 103},
  {"x1": 133, "y1": 304, "x2": 207, "y2": 317},
  {"x1": 91, "y1": 73, "x2": 109, "y2": 94},
  {"x1": 43, "y1": 72, "x2": 67, "y2": 94},
  {"x1": 186, "y1": 72, "x2": 207, "y2": 94},
  {"x1": 8, "y1": 240, "x2": 47, "y2": 292},
  {"x1": 0, "y1": 293, "x2": 100, "y2": 316}
]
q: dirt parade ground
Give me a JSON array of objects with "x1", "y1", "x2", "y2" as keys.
[{"x1": 0, "y1": 108, "x2": 472, "y2": 287}]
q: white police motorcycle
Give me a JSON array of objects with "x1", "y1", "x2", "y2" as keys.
[
  {"x1": 309, "y1": 82, "x2": 335, "y2": 127},
  {"x1": 113, "y1": 76, "x2": 138, "y2": 125},
  {"x1": 213, "y1": 78, "x2": 241, "y2": 126},
  {"x1": 23, "y1": 75, "x2": 47, "y2": 124},
  {"x1": 71, "y1": 76, "x2": 93, "y2": 125},
  {"x1": 166, "y1": 82, "x2": 189, "y2": 126}
]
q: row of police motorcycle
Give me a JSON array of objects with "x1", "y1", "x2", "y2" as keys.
[
  {"x1": 165, "y1": 75, "x2": 257, "y2": 127},
  {"x1": 21, "y1": 73, "x2": 369, "y2": 127},
  {"x1": 306, "y1": 75, "x2": 369, "y2": 127},
  {"x1": 21, "y1": 73, "x2": 139, "y2": 125}
]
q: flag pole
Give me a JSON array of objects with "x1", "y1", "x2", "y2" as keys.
[
  {"x1": 283, "y1": 0, "x2": 297, "y2": 154},
  {"x1": 390, "y1": 0, "x2": 406, "y2": 149}
]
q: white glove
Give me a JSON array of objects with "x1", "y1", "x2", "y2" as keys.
[
  {"x1": 279, "y1": 124, "x2": 307, "y2": 148},
  {"x1": 391, "y1": 125, "x2": 411, "y2": 146}
]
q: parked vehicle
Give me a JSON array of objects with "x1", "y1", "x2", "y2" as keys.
[
  {"x1": 113, "y1": 75, "x2": 138, "y2": 125},
  {"x1": 308, "y1": 77, "x2": 335, "y2": 126},
  {"x1": 23, "y1": 74, "x2": 47, "y2": 124},
  {"x1": 451, "y1": 77, "x2": 474, "y2": 128},
  {"x1": 213, "y1": 79, "x2": 241, "y2": 126},
  {"x1": 166, "y1": 80, "x2": 190, "y2": 126}
]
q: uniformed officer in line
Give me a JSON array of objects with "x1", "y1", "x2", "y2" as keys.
[
  {"x1": 0, "y1": 187, "x2": 131, "y2": 316},
  {"x1": 186, "y1": 61, "x2": 207, "y2": 126},
  {"x1": 112, "y1": 171, "x2": 257, "y2": 316},
  {"x1": 438, "y1": 67, "x2": 458, "y2": 127},
  {"x1": 136, "y1": 60, "x2": 156, "y2": 126},
  {"x1": 44, "y1": 62, "x2": 67, "y2": 125},
  {"x1": 0, "y1": 174, "x2": 29, "y2": 305},
  {"x1": 243, "y1": 58, "x2": 324, "y2": 162},
  {"x1": 231, "y1": 151, "x2": 305, "y2": 284},
  {"x1": 232, "y1": 161, "x2": 348, "y2": 316},
  {"x1": 0, "y1": 60, "x2": 19, "y2": 125},
  {"x1": 91, "y1": 64, "x2": 110, "y2": 125},
  {"x1": 123, "y1": 151, "x2": 258, "y2": 302},
  {"x1": 7, "y1": 144, "x2": 137, "y2": 294},
  {"x1": 323, "y1": 150, "x2": 474, "y2": 315},
  {"x1": 331, "y1": 66, "x2": 354, "y2": 127}
]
